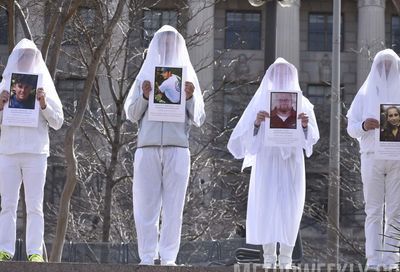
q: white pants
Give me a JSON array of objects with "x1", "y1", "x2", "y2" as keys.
[
  {"x1": 263, "y1": 243, "x2": 293, "y2": 265},
  {"x1": 133, "y1": 147, "x2": 190, "y2": 263},
  {"x1": 0, "y1": 153, "x2": 47, "y2": 256},
  {"x1": 361, "y1": 154, "x2": 400, "y2": 266}
]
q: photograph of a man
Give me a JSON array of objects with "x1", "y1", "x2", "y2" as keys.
[
  {"x1": 9, "y1": 73, "x2": 38, "y2": 110},
  {"x1": 270, "y1": 92, "x2": 297, "y2": 129},
  {"x1": 154, "y1": 66, "x2": 182, "y2": 104},
  {"x1": 380, "y1": 104, "x2": 400, "y2": 142}
]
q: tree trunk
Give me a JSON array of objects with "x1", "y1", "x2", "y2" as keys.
[
  {"x1": 393, "y1": 0, "x2": 400, "y2": 14},
  {"x1": 49, "y1": 129, "x2": 76, "y2": 262},
  {"x1": 50, "y1": 0, "x2": 126, "y2": 262},
  {"x1": 101, "y1": 102, "x2": 123, "y2": 242},
  {"x1": 15, "y1": 1, "x2": 32, "y2": 40},
  {"x1": 47, "y1": 0, "x2": 81, "y2": 79},
  {"x1": 41, "y1": 3, "x2": 60, "y2": 61},
  {"x1": 101, "y1": 178, "x2": 113, "y2": 243},
  {"x1": 100, "y1": 102, "x2": 123, "y2": 264},
  {"x1": 7, "y1": 0, "x2": 14, "y2": 53}
]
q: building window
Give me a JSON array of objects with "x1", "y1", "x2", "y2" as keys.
[
  {"x1": 225, "y1": 11, "x2": 261, "y2": 50},
  {"x1": 0, "y1": 7, "x2": 8, "y2": 45},
  {"x1": 308, "y1": 13, "x2": 343, "y2": 51},
  {"x1": 143, "y1": 9, "x2": 178, "y2": 47},
  {"x1": 306, "y1": 84, "x2": 331, "y2": 123},
  {"x1": 307, "y1": 85, "x2": 329, "y2": 106},
  {"x1": 392, "y1": 16, "x2": 400, "y2": 53}
]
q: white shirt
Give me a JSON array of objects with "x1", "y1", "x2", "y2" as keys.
[
  {"x1": 347, "y1": 92, "x2": 375, "y2": 154},
  {"x1": 158, "y1": 75, "x2": 181, "y2": 103},
  {"x1": 0, "y1": 98, "x2": 64, "y2": 156}
]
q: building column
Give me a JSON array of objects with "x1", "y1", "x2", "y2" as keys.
[
  {"x1": 187, "y1": 0, "x2": 214, "y2": 93},
  {"x1": 275, "y1": 0, "x2": 300, "y2": 69},
  {"x1": 357, "y1": 0, "x2": 385, "y2": 88}
]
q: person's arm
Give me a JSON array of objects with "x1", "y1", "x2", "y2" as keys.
[
  {"x1": 37, "y1": 88, "x2": 64, "y2": 130},
  {"x1": 185, "y1": 81, "x2": 195, "y2": 120},
  {"x1": 253, "y1": 111, "x2": 269, "y2": 136},
  {"x1": 0, "y1": 90, "x2": 10, "y2": 125},
  {"x1": 126, "y1": 80, "x2": 150, "y2": 122},
  {"x1": 347, "y1": 94, "x2": 379, "y2": 139},
  {"x1": 298, "y1": 112, "x2": 309, "y2": 139},
  {"x1": 347, "y1": 94, "x2": 365, "y2": 139},
  {"x1": 246, "y1": 111, "x2": 269, "y2": 155}
]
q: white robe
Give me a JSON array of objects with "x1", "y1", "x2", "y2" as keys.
[
  {"x1": 246, "y1": 98, "x2": 317, "y2": 246},
  {"x1": 227, "y1": 58, "x2": 319, "y2": 246}
]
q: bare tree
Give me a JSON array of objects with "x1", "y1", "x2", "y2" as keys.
[
  {"x1": 46, "y1": 0, "x2": 82, "y2": 77},
  {"x1": 392, "y1": 0, "x2": 400, "y2": 14},
  {"x1": 50, "y1": 0, "x2": 126, "y2": 262}
]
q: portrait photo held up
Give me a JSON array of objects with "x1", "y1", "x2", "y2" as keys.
[
  {"x1": 2, "y1": 68, "x2": 42, "y2": 127},
  {"x1": 269, "y1": 92, "x2": 298, "y2": 129},
  {"x1": 379, "y1": 104, "x2": 400, "y2": 142},
  {"x1": 153, "y1": 66, "x2": 183, "y2": 105}
]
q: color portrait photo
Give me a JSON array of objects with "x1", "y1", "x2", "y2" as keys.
[
  {"x1": 269, "y1": 92, "x2": 298, "y2": 129},
  {"x1": 153, "y1": 66, "x2": 183, "y2": 105},
  {"x1": 9, "y1": 73, "x2": 38, "y2": 110},
  {"x1": 380, "y1": 104, "x2": 400, "y2": 142}
]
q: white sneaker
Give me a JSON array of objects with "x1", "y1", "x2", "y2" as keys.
[
  {"x1": 263, "y1": 262, "x2": 276, "y2": 269},
  {"x1": 382, "y1": 264, "x2": 399, "y2": 271},
  {"x1": 366, "y1": 264, "x2": 381, "y2": 271},
  {"x1": 139, "y1": 259, "x2": 154, "y2": 265},
  {"x1": 161, "y1": 260, "x2": 177, "y2": 266},
  {"x1": 279, "y1": 263, "x2": 293, "y2": 270}
]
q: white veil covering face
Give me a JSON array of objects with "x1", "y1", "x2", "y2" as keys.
[
  {"x1": 347, "y1": 49, "x2": 400, "y2": 122},
  {"x1": 124, "y1": 25, "x2": 205, "y2": 127},
  {"x1": 227, "y1": 58, "x2": 319, "y2": 169},
  {"x1": 0, "y1": 38, "x2": 62, "y2": 110}
]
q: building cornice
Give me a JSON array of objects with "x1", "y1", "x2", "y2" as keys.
[
  {"x1": 278, "y1": 0, "x2": 300, "y2": 7},
  {"x1": 358, "y1": 0, "x2": 385, "y2": 8}
]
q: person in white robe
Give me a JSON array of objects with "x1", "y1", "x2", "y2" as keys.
[
  {"x1": 347, "y1": 49, "x2": 400, "y2": 270},
  {"x1": 227, "y1": 58, "x2": 319, "y2": 269},
  {"x1": 124, "y1": 25, "x2": 205, "y2": 266},
  {"x1": 0, "y1": 39, "x2": 64, "y2": 262}
]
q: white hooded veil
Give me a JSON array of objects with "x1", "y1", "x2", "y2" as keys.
[
  {"x1": 0, "y1": 38, "x2": 62, "y2": 110},
  {"x1": 227, "y1": 58, "x2": 319, "y2": 169},
  {"x1": 347, "y1": 49, "x2": 400, "y2": 122},
  {"x1": 124, "y1": 25, "x2": 205, "y2": 127}
]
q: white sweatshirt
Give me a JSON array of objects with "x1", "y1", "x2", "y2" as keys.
[{"x1": 0, "y1": 96, "x2": 64, "y2": 156}]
